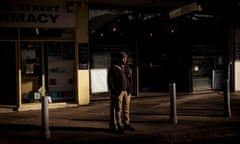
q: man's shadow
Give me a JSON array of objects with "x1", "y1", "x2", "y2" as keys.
[{"x1": 0, "y1": 122, "x2": 112, "y2": 141}]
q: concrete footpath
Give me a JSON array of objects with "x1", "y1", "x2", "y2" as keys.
[{"x1": 0, "y1": 91, "x2": 240, "y2": 144}]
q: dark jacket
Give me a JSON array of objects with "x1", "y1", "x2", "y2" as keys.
[{"x1": 108, "y1": 63, "x2": 133, "y2": 95}]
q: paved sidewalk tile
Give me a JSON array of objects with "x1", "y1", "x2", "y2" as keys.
[{"x1": 0, "y1": 91, "x2": 240, "y2": 144}]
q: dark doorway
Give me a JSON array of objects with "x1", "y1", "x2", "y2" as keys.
[{"x1": 0, "y1": 42, "x2": 17, "y2": 105}]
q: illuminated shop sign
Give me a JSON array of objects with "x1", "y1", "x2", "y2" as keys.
[{"x1": 0, "y1": 2, "x2": 76, "y2": 28}]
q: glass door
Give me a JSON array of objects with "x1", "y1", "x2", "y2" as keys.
[{"x1": 21, "y1": 42, "x2": 42, "y2": 103}]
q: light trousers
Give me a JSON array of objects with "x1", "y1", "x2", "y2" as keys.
[{"x1": 109, "y1": 90, "x2": 131, "y2": 129}]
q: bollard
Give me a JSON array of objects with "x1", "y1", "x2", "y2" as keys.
[
  {"x1": 41, "y1": 96, "x2": 51, "y2": 139},
  {"x1": 224, "y1": 79, "x2": 231, "y2": 117},
  {"x1": 109, "y1": 94, "x2": 117, "y2": 131},
  {"x1": 224, "y1": 62, "x2": 231, "y2": 118},
  {"x1": 169, "y1": 83, "x2": 178, "y2": 124}
]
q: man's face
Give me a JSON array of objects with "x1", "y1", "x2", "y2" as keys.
[{"x1": 122, "y1": 57, "x2": 127, "y2": 64}]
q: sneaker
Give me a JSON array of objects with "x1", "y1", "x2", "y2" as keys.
[
  {"x1": 109, "y1": 124, "x2": 117, "y2": 133},
  {"x1": 109, "y1": 127, "x2": 117, "y2": 133},
  {"x1": 124, "y1": 124, "x2": 135, "y2": 131},
  {"x1": 116, "y1": 127, "x2": 124, "y2": 134}
]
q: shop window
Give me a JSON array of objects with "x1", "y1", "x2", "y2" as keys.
[{"x1": 46, "y1": 42, "x2": 75, "y2": 102}]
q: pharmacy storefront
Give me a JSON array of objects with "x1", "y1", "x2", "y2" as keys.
[{"x1": 0, "y1": 0, "x2": 90, "y2": 110}]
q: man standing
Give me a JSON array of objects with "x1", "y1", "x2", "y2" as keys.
[{"x1": 108, "y1": 51, "x2": 135, "y2": 134}]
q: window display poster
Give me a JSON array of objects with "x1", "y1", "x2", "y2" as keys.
[
  {"x1": 90, "y1": 69, "x2": 108, "y2": 93},
  {"x1": 21, "y1": 49, "x2": 36, "y2": 59},
  {"x1": 78, "y1": 43, "x2": 88, "y2": 69}
]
